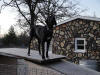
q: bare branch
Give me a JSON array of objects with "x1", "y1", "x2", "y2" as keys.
[{"x1": 15, "y1": 0, "x2": 31, "y2": 25}]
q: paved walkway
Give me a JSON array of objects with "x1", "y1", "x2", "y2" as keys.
[
  {"x1": 25, "y1": 60, "x2": 63, "y2": 75},
  {"x1": 47, "y1": 60, "x2": 100, "y2": 75},
  {"x1": 19, "y1": 59, "x2": 100, "y2": 75},
  {"x1": 17, "y1": 59, "x2": 64, "y2": 75}
]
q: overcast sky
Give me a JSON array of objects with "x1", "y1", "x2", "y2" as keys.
[
  {"x1": 0, "y1": 7, "x2": 18, "y2": 35},
  {"x1": 77, "y1": 0, "x2": 100, "y2": 17},
  {"x1": 0, "y1": 0, "x2": 100, "y2": 35}
]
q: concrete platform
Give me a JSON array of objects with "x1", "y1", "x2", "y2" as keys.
[{"x1": 0, "y1": 48, "x2": 65, "y2": 63}]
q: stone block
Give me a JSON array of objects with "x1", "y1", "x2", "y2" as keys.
[
  {"x1": 56, "y1": 26, "x2": 59, "y2": 30},
  {"x1": 89, "y1": 33, "x2": 94, "y2": 37},
  {"x1": 65, "y1": 35, "x2": 68, "y2": 39},
  {"x1": 93, "y1": 25, "x2": 97, "y2": 29},
  {"x1": 81, "y1": 34, "x2": 84, "y2": 37},
  {"x1": 58, "y1": 46, "x2": 61, "y2": 50},
  {"x1": 67, "y1": 45, "x2": 70, "y2": 50},
  {"x1": 62, "y1": 24, "x2": 66, "y2": 27},
  {"x1": 78, "y1": 53, "x2": 83, "y2": 57},
  {"x1": 56, "y1": 30, "x2": 59, "y2": 33},
  {"x1": 66, "y1": 50, "x2": 68, "y2": 53},
  {"x1": 96, "y1": 40, "x2": 100, "y2": 44},
  {"x1": 96, "y1": 56, "x2": 100, "y2": 59},
  {"x1": 61, "y1": 42, "x2": 64, "y2": 47},
  {"x1": 79, "y1": 21, "x2": 83, "y2": 24},
  {"x1": 60, "y1": 31, "x2": 64, "y2": 35},
  {"x1": 71, "y1": 26, "x2": 74, "y2": 30},
  {"x1": 90, "y1": 22, "x2": 93, "y2": 26},
  {"x1": 91, "y1": 56, "x2": 96, "y2": 59},
  {"x1": 53, "y1": 30, "x2": 56, "y2": 33}
]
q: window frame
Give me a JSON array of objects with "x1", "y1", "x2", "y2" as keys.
[{"x1": 75, "y1": 38, "x2": 86, "y2": 53}]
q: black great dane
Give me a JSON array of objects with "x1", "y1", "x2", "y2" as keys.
[{"x1": 28, "y1": 14, "x2": 57, "y2": 59}]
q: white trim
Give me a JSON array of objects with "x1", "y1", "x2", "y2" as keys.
[
  {"x1": 57, "y1": 16, "x2": 100, "y2": 26},
  {"x1": 74, "y1": 50, "x2": 86, "y2": 53},
  {"x1": 74, "y1": 38, "x2": 86, "y2": 53}
]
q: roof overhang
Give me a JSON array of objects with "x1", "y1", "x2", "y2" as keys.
[{"x1": 57, "y1": 16, "x2": 100, "y2": 26}]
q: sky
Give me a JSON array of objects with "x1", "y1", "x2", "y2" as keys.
[
  {"x1": 77, "y1": 0, "x2": 100, "y2": 17},
  {"x1": 0, "y1": 7, "x2": 18, "y2": 36},
  {"x1": 0, "y1": 0, "x2": 100, "y2": 35}
]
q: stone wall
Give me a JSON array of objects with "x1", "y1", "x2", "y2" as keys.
[{"x1": 53, "y1": 19, "x2": 100, "y2": 60}]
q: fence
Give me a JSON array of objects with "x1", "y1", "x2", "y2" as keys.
[{"x1": 0, "y1": 64, "x2": 66, "y2": 75}]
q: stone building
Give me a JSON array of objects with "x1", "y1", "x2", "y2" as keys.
[
  {"x1": 53, "y1": 16, "x2": 100, "y2": 61},
  {"x1": 31, "y1": 16, "x2": 100, "y2": 61}
]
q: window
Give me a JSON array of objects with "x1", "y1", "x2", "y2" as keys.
[{"x1": 75, "y1": 38, "x2": 86, "y2": 53}]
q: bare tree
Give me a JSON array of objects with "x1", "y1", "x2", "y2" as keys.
[
  {"x1": 37, "y1": 0, "x2": 81, "y2": 23},
  {"x1": 0, "y1": 0, "x2": 42, "y2": 28},
  {"x1": 0, "y1": 0, "x2": 84, "y2": 31}
]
